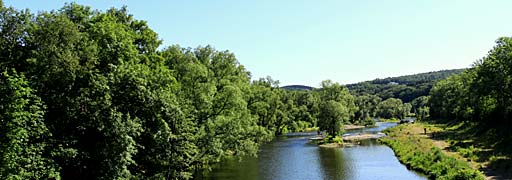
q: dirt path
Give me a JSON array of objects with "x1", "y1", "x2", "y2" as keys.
[
  {"x1": 403, "y1": 124, "x2": 451, "y2": 153},
  {"x1": 400, "y1": 123, "x2": 506, "y2": 180}
]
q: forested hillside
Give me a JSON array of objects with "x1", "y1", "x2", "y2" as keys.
[
  {"x1": 281, "y1": 85, "x2": 314, "y2": 91},
  {"x1": 347, "y1": 69, "x2": 464, "y2": 102}
]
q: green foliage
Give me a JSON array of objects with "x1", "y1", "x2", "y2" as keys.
[
  {"x1": 0, "y1": 71, "x2": 60, "y2": 179},
  {"x1": 317, "y1": 80, "x2": 354, "y2": 139},
  {"x1": 332, "y1": 136, "x2": 344, "y2": 144},
  {"x1": 1, "y1": 1, "x2": 506, "y2": 179},
  {"x1": 429, "y1": 72, "x2": 474, "y2": 121},
  {"x1": 0, "y1": 3, "x2": 275, "y2": 179},
  {"x1": 362, "y1": 118, "x2": 376, "y2": 127},
  {"x1": 377, "y1": 98, "x2": 406, "y2": 119},
  {"x1": 0, "y1": 3, "x2": 33, "y2": 73},
  {"x1": 161, "y1": 45, "x2": 272, "y2": 177},
  {"x1": 411, "y1": 96, "x2": 430, "y2": 120},
  {"x1": 456, "y1": 145, "x2": 478, "y2": 162},
  {"x1": 347, "y1": 69, "x2": 465, "y2": 103},
  {"x1": 429, "y1": 37, "x2": 512, "y2": 130},
  {"x1": 319, "y1": 100, "x2": 348, "y2": 138},
  {"x1": 353, "y1": 94, "x2": 381, "y2": 124},
  {"x1": 417, "y1": 106, "x2": 430, "y2": 121},
  {"x1": 381, "y1": 125, "x2": 484, "y2": 180}
]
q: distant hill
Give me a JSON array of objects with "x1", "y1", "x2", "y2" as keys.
[
  {"x1": 281, "y1": 85, "x2": 314, "y2": 91},
  {"x1": 280, "y1": 69, "x2": 465, "y2": 101},
  {"x1": 346, "y1": 69, "x2": 466, "y2": 102},
  {"x1": 364, "y1": 69, "x2": 466, "y2": 86}
]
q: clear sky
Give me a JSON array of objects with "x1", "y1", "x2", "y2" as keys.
[{"x1": 5, "y1": 0, "x2": 512, "y2": 87}]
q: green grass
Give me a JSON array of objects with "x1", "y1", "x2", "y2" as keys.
[
  {"x1": 437, "y1": 121, "x2": 512, "y2": 178},
  {"x1": 380, "y1": 124, "x2": 485, "y2": 180}
]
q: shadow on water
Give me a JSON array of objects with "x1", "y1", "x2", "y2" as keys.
[{"x1": 318, "y1": 147, "x2": 348, "y2": 180}]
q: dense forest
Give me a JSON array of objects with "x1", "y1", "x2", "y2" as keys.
[
  {"x1": 1, "y1": 2, "x2": 510, "y2": 180},
  {"x1": 347, "y1": 69, "x2": 464, "y2": 102},
  {"x1": 429, "y1": 37, "x2": 512, "y2": 131}
]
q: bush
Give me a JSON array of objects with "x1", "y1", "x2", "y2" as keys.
[
  {"x1": 362, "y1": 118, "x2": 376, "y2": 127},
  {"x1": 333, "y1": 136, "x2": 343, "y2": 144}
]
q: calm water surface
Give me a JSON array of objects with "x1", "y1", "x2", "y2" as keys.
[{"x1": 204, "y1": 122, "x2": 426, "y2": 180}]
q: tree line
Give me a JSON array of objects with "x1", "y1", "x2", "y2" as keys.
[
  {"x1": 429, "y1": 37, "x2": 512, "y2": 131},
  {"x1": 347, "y1": 69, "x2": 464, "y2": 102},
  {"x1": 0, "y1": 2, "x2": 435, "y2": 179},
  {"x1": 0, "y1": 3, "x2": 357, "y2": 179}
]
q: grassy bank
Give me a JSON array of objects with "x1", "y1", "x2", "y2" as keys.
[
  {"x1": 380, "y1": 123, "x2": 485, "y2": 179},
  {"x1": 431, "y1": 121, "x2": 512, "y2": 179}
]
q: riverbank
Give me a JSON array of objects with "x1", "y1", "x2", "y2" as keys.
[
  {"x1": 380, "y1": 122, "x2": 488, "y2": 179},
  {"x1": 344, "y1": 124, "x2": 366, "y2": 130}
]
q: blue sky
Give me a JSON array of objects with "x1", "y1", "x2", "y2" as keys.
[{"x1": 5, "y1": 0, "x2": 512, "y2": 87}]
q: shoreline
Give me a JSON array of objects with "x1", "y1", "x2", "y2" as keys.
[
  {"x1": 344, "y1": 124, "x2": 366, "y2": 130},
  {"x1": 342, "y1": 133, "x2": 385, "y2": 142},
  {"x1": 380, "y1": 123, "x2": 486, "y2": 179}
]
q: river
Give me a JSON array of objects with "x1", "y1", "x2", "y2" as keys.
[{"x1": 203, "y1": 122, "x2": 426, "y2": 180}]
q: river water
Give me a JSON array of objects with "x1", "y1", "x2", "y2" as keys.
[{"x1": 204, "y1": 122, "x2": 426, "y2": 180}]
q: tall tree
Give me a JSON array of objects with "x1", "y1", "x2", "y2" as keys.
[
  {"x1": 353, "y1": 94, "x2": 381, "y2": 123},
  {"x1": 317, "y1": 80, "x2": 354, "y2": 139},
  {"x1": 377, "y1": 98, "x2": 404, "y2": 119},
  {"x1": 0, "y1": 71, "x2": 60, "y2": 179},
  {"x1": 318, "y1": 100, "x2": 349, "y2": 139},
  {"x1": 472, "y1": 37, "x2": 512, "y2": 128}
]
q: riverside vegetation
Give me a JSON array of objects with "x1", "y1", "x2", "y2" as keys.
[
  {"x1": 381, "y1": 36, "x2": 512, "y2": 179},
  {"x1": 0, "y1": 2, "x2": 413, "y2": 179},
  {"x1": 380, "y1": 123, "x2": 485, "y2": 179},
  {"x1": 1, "y1": 1, "x2": 511, "y2": 180}
]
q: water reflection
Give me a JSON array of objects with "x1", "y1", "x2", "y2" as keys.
[
  {"x1": 318, "y1": 147, "x2": 348, "y2": 180},
  {"x1": 204, "y1": 122, "x2": 426, "y2": 180}
]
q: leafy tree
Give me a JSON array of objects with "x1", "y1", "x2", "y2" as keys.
[
  {"x1": 429, "y1": 72, "x2": 474, "y2": 122},
  {"x1": 161, "y1": 45, "x2": 271, "y2": 176},
  {"x1": 353, "y1": 94, "x2": 381, "y2": 123},
  {"x1": 377, "y1": 98, "x2": 404, "y2": 119},
  {"x1": 402, "y1": 103, "x2": 412, "y2": 119},
  {"x1": 411, "y1": 96, "x2": 429, "y2": 113},
  {"x1": 317, "y1": 80, "x2": 354, "y2": 139},
  {"x1": 472, "y1": 37, "x2": 512, "y2": 128},
  {"x1": 417, "y1": 106, "x2": 430, "y2": 121},
  {"x1": 0, "y1": 71, "x2": 60, "y2": 179},
  {"x1": 0, "y1": 3, "x2": 33, "y2": 72},
  {"x1": 428, "y1": 37, "x2": 512, "y2": 131},
  {"x1": 318, "y1": 100, "x2": 349, "y2": 139}
]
